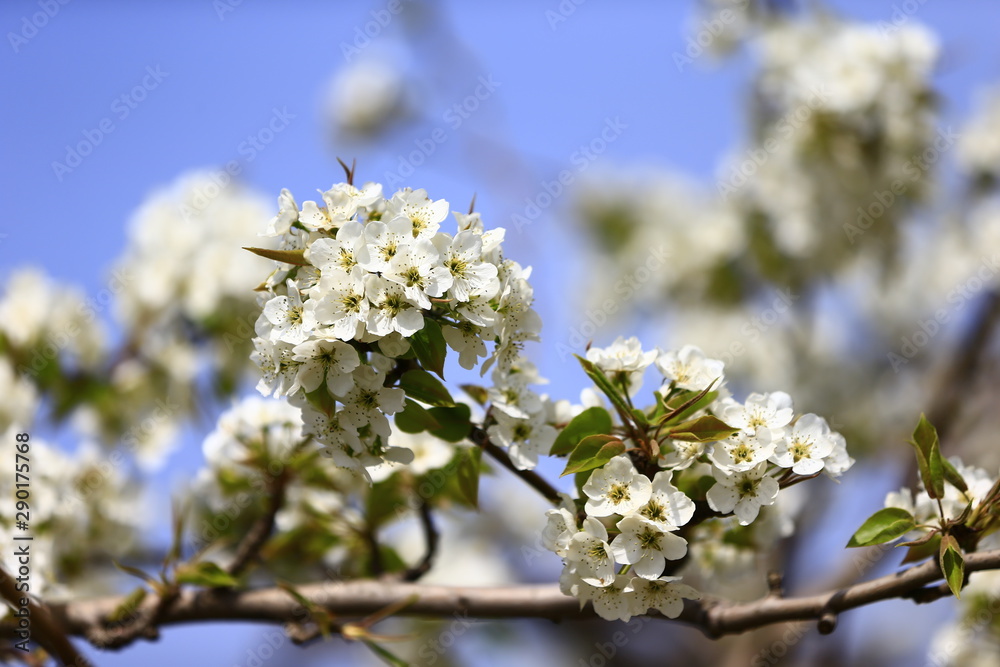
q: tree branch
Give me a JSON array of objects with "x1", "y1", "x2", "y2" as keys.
[
  {"x1": 470, "y1": 426, "x2": 562, "y2": 504},
  {"x1": 0, "y1": 566, "x2": 93, "y2": 666},
  {"x1": 227, "y1": 469, "x2": 290, "y2": 577},
  {"x1": 401, "y1": 502, "x2": 439, "y2": 582},
  {"x1": 15, "y1": 548, "x2": 1000, "y2": 651}
]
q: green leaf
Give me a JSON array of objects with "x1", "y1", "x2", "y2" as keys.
[
  {"x1": 575, "y1": 355, "x2": 633, "y2": 422},
  {"x1": 175, "y1": 561, "x2": 241, "y2": 588},
  {"x1": 909, "y1": 413, "x2": 944, "y2": 499},
  {"x1": 112, "y1": 559, "x2": 159, "y2": 586},
  {"x1": 399, "y1": 369, "x2": 454, "y2": 407},
  {"x1": 107, "y1": 587, "x2": 147, "y2": 624},
  {"x1": 941, "y1": 457, "x2": 969, "y2": 494},
  {"x1": 666, "y1": 415, "x2": 738, "y2": 443},
  {"x1": 561, "y1": 434, "x2": 626, "y2": 477},
  {"x1": 243, "y1": 246, "x2": 310, "y2": 266},
  {"x1": 550, "y1": 407, "x2": 613, "y2": 456},
  {"x1": 367, "y1": 478, "x2": 408, "y2": 527},
  {"x1": 362, "y1": 640, "x2": 410, "y2": 667},
  {"x1": 460, "y1": 384, "x2": 489, "y2": 406},
  {"x1": 427, "y1": 404, "x2": 472, "y2": 442},
  {"x1": 410, "y1": 318, "x2": 447, "y2": 379},
  {"x1": 846, "y1": 507, "x2": 916, "y2": 547},
  {"x1": 939, "y1": 535, "x2": 965, "y2": 598},
  {"x1": 658, "y1": 384, "x2": 719, "y2": 426},
  {"x1": 901, "y1": 533, "x2": 941, "y2": 565},
  {"x1": 394, "y1": 399, "x2": 441, "y2": 434},
  {"x1": 456, "y1": 447, "x2": 482, "y2": 508}
]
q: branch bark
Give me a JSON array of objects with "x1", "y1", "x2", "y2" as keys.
[
  {"x1": 17, "y1": 549, "x2": 1000, "y2": 651},
  {"x1": 0, "y1": 566, "x2": 93, "y2": 666},
  {"x1": 470, "y1": 425, "x2": 562, "y2": 504}
]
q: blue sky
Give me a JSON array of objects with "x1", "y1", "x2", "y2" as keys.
[{"x1": 3, "y1": 0, "x2": 1000, "y2": 664}]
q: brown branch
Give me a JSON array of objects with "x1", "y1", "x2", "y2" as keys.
[
  {"x1": 227, "y1": 470, "x2": 290, "y2": 577},
  {"x1": 401, "y1": 502, "x2": 439, "y2": 582},
  {"x1": 0, "y1": 565, "x2": 94, "y2": 666},
  {"x1": 16, "y1": 548, "x2": 1000, "y2": 651},
  {"x1": 470, "y1": 426, "x2": 562, "y2": 504}
]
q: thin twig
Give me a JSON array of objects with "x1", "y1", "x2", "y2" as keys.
[
  {"x1": 470, "y1": 426, "x2": 562, "y2": 504},
  {"x1": 401, "y1": 503, "x2": 439, "y2": 582},
  {"x1": 227, "y1": 470, "x2": 290, "y2": 577}
]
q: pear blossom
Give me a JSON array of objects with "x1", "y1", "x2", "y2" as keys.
[
  {"x1": 658, "y1": 439, "x2": 706, "y2": 471},
  {"x1": 356, "y1": 218, "x2": 413, "y2": 273},
  {"x1": 340, "y1": 366, "x2": 405, "y2": 437},
  {"x1": 487, "y1": 374, "x2": 543, "y2": 420},
  {"x1": 487, "y1": 410, "x2": 556, "y2": 470},
  {"x1": 262, "y1": 281, "x2": 310, "y2": 345},
  {"x1": 385, "y1": 187, "x2": 449, "y2": 238},
  {"x1": 655, "y1": 344, "x2": 725, "y2": 392},
  {"x1": 364, "y1": 275, "x2": 425, "y2": 337},
  {"x1": 308, "y1": 268, "x2": 369, "y2": 341},
  {"x1": 719, "y1": 392, "x2": 794, "y2": 439},
  {"x1": 589, "y1": 580, "x2": 641, "y2": 622},
  {"x1": 542, "y1": 506, "x2": 579, "y2": 558},
  {"x1": 610, "y1": 516, "x2": 688, "y2": 579},
  {"x1": 266, "y1": 188, "x2": 298, "y2": 236},
  {"x1": 442, "y1": 322, "x2": 489, "y2": 370},
  {"x1": 771, "y1": 413, "x2": 835, "y2": 475},
  {"x1": 382, "y1": 238, "x2": 452, "y2": 309},
  {"x1": 711, "y1": 429, "x2": 775, "y2": 472},
  {"x1": 291, "y1": 339, "x2": 360, "y2": 396},
  {"x1": 630, "y1": 577, "x2": 701, "y2": 619},
  {"x1": 567, "y1": 517, "x2": 616, "y2": 587},
  {"x1": 586, "y1": 336, "x2": 657, "y2": 396},
  {"x1": 706, "y1": 462, "x2": 780, "y2": 525},
  {"x1": 635, "y1": 471, "x2": 696, "y2": 529},
  {"x1": 305, "y1": 221, "x2": 366, "y2": 273},
  {"x1": 583, "y1": 456, "x2": 652, "y2": 517},
  {"x1": 437, "y1": 230, "x2": 500, "y2": 302}
]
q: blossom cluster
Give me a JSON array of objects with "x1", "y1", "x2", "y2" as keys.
[
  {"x1": 116, "y1": 171, "x2": 272, "y2": 326},
  {"x1": 252, "y1": 181, "x2": 542, "y2": 479},
  {"x1": 0, "y1": 430, "x2": 140, "y2": 603},
  {"x1": 542, "y1": 336, "x2": 852, "y2": 620}
]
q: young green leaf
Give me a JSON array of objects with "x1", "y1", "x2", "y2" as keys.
[
  {"x1": 941, "y1": 457, "x2": 969, "y2": 494},
  {"x1": 394, "y1": 399, "x2": 441, "y2": 434},
  {"x1": 112, "y1": 559, "x2": 159, "y2": 586},
  {"x1": 107, "y1": 587, "x2": 147, "y2": 625},
  {"x1": 427, "y1": 404, "x2": 472, "y2": 442},
  {"x1": 362, "y1": 640, "x2": 410, "y2": 667},
  {"x1": 456, "y1": 446, "x2": 482, "y2": 508},
  {"x1": 900, "y1": 533, "x2": 941, "y2": 565},
  {"x1": 666, "y1": 415, "x2": 738, "y2": 443},
  {"x1": 846, "y1": 507, "x2": 916, "y2": 547},
  {"x1": 243, "y1": 246, "x2": 310, "y2": 266},
  {"x1": 574, "y1": 355, "x2": 633, "y2": 422},
  {"x1": 550, "y1": 406, "x2": 613, "y2": 456},
  {"x1": 175, "y1": 561, "x2": 241, "y2": 588},
  {"x1": 939, "y1": 534, "x2": 965, "y2": 598},
  {"x1": 409, "y1": 318, "x2": 447, "y2": 379},
  {"x1": 399, "y1": 369, "x2": 454, "y2": 407},
  {"x1": 658, "y1": 383, "x2": 719, "y2": 426},
  {"x1": 909, "y1": 413, "x2": 944, "y2": 499},
  {"x1": 561, "y1": 434, "x2": 625, "y2": 477},
  {"x1": 459, "y1": 383, "x2": 489, "y2": 406}
]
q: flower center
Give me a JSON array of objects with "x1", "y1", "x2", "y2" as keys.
[{"x1": 608, "y1": 483, "x2": 630, "y2": 505}]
